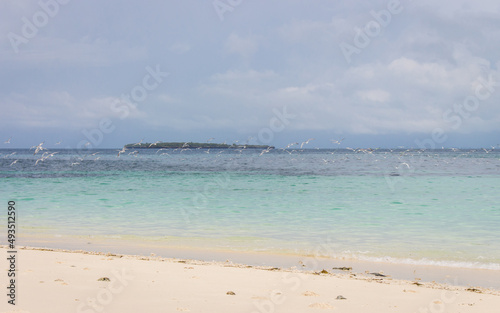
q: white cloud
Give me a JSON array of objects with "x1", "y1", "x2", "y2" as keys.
[
  {"x1": 169, "y1": 42, "x2": 191, "y2": 54},
  {"x1": 0, "y1": 91, "x2": 146, "y2": 129},
  {"x1": 1, "y1": 36, "x2": 147, "y2": 67},
  {"x1": 224, "y1": 32, "x2": 259, "y2": 59},
  {"x1": 2, "y1": 0, "x2": 500, "y2": 146},
  {"x1": 357, "y1": 89, "x2": 391, "y2": 103}
]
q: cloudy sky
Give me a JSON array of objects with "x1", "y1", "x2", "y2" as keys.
[{"x1": 1, "y1": 0, "x2": 500, "y2": 149}]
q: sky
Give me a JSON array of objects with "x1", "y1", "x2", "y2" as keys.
[{"x1": 1, "y1": 0, "x2": 500, "y2": 149}]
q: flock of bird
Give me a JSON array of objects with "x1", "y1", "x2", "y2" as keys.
[{"x1": 1, "y1": 136, "x2": 499, "y2": 169}]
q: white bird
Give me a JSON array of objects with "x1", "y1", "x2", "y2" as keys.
[
  {"x1": 3, "y1": 152, "x2": 16, "y2": 158},
  {"x1": 55, "y1": 141, "x2": 61, "y2": 145},
  {"x1": 396, "y1": 162, "x2": 410, "y2": 169},
  {"x1": 156, "y1": 148, "x2": 168, "y2": 154},
  {"x1": 330, "y1": 138, "x2": 345, "y2": 145},
  {"x1": 300, "y1": 138, "x2": 315, "y2": 149},
  {"x1": 4, "y1": 137, "x2": 11, "y2": 144},
  {"x1": 35, "y1": 152, "x2": 58, "y2": 164},
  {"x1": 33, "y1": 142, "x2": 45, "y2": 155},
  {"x1": 133, "y1": 138, "x2": 145, "y2": 146},
  {"x1": 259, "y1": 147, "x2": 273, "y2": 156},
  {"x1": 207, "y1": 138, "x2": 215, "y2": 142},
  {"x1": 149, "y1": 141, "x2": 161, "y2": 147},
  {"x1": 71, "y1": 162, "x2": 80, "y2": 166},
  {"x1": 9, "y1": 160, "x2": 18, "y2": 166},
  {"x1": 285, "y1": 142, "x2": 298, "y2": 149},
  {"x1": 117, "y1": 147, "x2": 126, "y2": 157}
]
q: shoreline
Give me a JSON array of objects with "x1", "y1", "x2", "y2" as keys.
[
  {"x1": 10, "y1": 234, "x2": 500, "y2": 290},
  {"x1": 1, "y1": 246, "x2": 499, "y2": 313}
]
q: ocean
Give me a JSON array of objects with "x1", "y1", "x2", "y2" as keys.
[{"x1": 1, "y1": 147, "x2": 499, "y2": 271}]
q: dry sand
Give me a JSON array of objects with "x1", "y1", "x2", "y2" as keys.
[{"x1": 1, "y1": 246, "x2": 499, "y2": 313}]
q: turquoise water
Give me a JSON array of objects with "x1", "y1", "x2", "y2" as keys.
[{"x1": 1, "y1": 148, "x2": 500, "y2": 269}]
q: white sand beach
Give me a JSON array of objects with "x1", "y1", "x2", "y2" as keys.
[{"x1": 1, "y1": 246, "x2": 499, "y2": 313}]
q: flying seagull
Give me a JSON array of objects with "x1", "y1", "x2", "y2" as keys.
[
  {"x1": 300, "y1": 138, "x2": 315, "y2": 149},
  {"x1": 117, "y1": 147, "x2": 127, "y2": 157},
  {"x1": 330, "y1": 138, "x2": 345, "y2": 145},
  {"x1": 33, "y1": 142, "x2": 45, "y2": 155},
  {"x1": 133, "y1": 138, "x2": 145, "y2": 146}
]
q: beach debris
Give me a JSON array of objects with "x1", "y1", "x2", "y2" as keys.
[
  {"x1": 368, "y1": 272, "x2": 387, "y2": 277},
  {"x1": 336, "y1": 295, "x2": 347, "y2": 300},
  {"x1": 320, "y1": 269, "x2": 330, "y2": 274},
  {"x1": 266, "y1": 267, "x2": 280, "y2": 271},
  {"x1": 413, "y1": 281, "x2": 423, "y2": 286},
  {"x1": 332, "y1": 266, "x2": 352, "y2": 271},
  {"x1": 226, "y1": 291, "x2": 236, "y2": 295},
  {"x1": 309, "y1": 303, "x2": 334, "y2": 309},
  {"x1": 465, "y1": 287, "x2": 482, "y2": 293},
  {"x1": 97, "y1": 277, "x2": 111, "y2": 281},
  {"x1": 303, "y1": 291, "x2": 319, "y2": 296}
]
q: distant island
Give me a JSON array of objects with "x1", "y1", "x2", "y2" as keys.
[{"x1": 124, "y1": 142, "x2": 274, "y2": 149}]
